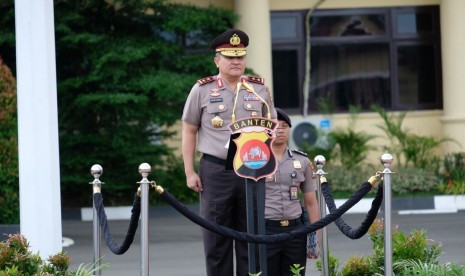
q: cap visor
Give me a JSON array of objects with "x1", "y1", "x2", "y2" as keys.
[{"x1": 219, "y1": 49, "x2": 247, "y2": 57}]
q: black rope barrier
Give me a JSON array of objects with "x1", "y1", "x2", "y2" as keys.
[
  {"x1": 93, "y1": 192, "x2": 141, "y2": 254},
  {"x1": 322, "y1": 181, "x2": 383, "y2": 239},
  {"x1": 155, "y1": 181, "x2": 374, "y2": 244}
]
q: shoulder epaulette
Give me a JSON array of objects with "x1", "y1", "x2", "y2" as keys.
[
  {"x1": 197, "y1": 76, "x2": 216, "y2": 85},
  {"x1": 247, "y1": 75, "x2": 265, "y2": 85},
  {"x1": 291, "y1": 149, "x2": 307, "y2": 157}
]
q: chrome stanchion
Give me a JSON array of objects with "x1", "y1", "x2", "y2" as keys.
[
  {"x1": 381, "y1": 153, "x2": 394, "y2": 276},
  {"x1": 314, "y1": 155, "x2": 329, "y2": 276},
  {"x1": 137, "y1": 163, "x2": 151, "y2": 276},
  {"x1": 90, "y1": 164, "x2": 104, "y2": 276}
]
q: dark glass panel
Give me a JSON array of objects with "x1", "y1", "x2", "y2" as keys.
[
  {"x1": 271, "y1": 15, "x2": 299, "y2": 40},
  {"x1": 309, "y1": 43, "x2": 391, "y2": 112},
  {"x1": 396, "y1": 12, "x2": 433, "y2": 34},
  {"x1": 272, "y1": 50, "x2": 299, "y2": 109},
  {"x1": 397, "y1": 45, "x2": 436, "y2": 105},
  {"x1": 310, "y1": 14, "x2": 386, "y2": 37}
]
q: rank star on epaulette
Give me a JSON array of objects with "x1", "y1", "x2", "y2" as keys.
[
  {"x1": 291, "y1": 149, "x2": 307, "y2": 156},
  {"x1": 197, "y1": 76, "x2": 215, "y2": 85},
  {"x1": 247, "y1": 75, "x2": 265, "y2": 85}
]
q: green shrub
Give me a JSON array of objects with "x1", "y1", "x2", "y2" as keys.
[
  {"x1": 317, "y1": 164, "x2": 438, "y2": 197},
  {"x1": 439, "y1": 152, "x2": 465, "y2": 195},
  {"x1": 372, "y1": 105, "x2": 454, "y2": 169},
  {"x1": 340, "y1": 255, "x2": 373, "y2": 276},
  {"x1": 0, "y1": 234, "x2": 41, "y2": 275},
  {"x1": 368, "y1": 219, "x2": 442, "y2": 273},
  {"x1": 393, "y1": 260, "x2": 465, "y2": 276},
  {"x1": 0, "y1": 234, "x2": 108, "y2": 275},
  {"x1": 330, "y1": 129, "x2": 376, "y2": 170},
  {"x1": 322, "y1": 164, "x2": 378, "y2": 194},
  {"x1": 392, "y1": 167, "x2": 440, "y2": 195},
  {"x1": 321, "y1": 219, "x2": 445, "y2": 275},
  {"x1": 289, "y1": 264, "x2": 305, "y2": 276},
  {"x1": 316, "y1": 250, "x2": 340, "y2": 275},
  {"x1": 330, "y1": 105, "x2": 377, "y2": 170},
  {"x1": 0, "y1": 58, "x2": 19, "y2": 224}
]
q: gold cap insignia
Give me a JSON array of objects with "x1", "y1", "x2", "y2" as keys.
[{"x1": 230, "y1": 34, "x2": 241, "y2": 46}]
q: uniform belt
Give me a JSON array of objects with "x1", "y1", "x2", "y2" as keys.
[
  {"x1": 203, "y1": 154, "x2": 227, "y2": 166},
  {"x1": 265, "y1": 218, "x2": 302, "y2": 227}
]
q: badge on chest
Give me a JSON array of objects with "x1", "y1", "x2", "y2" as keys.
[{"x1": 289, "y1": 186, "x2": 299, "y2": 200}]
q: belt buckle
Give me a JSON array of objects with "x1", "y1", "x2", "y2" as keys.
[{"x1": 280, "y1": 220, "x2": 289, "y2": 227}]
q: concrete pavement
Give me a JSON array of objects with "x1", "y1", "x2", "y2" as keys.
[{"x1": 62, "y1": 205, "x2": 465, "y2": 276}]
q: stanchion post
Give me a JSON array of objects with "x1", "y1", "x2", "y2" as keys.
[
  {"x1": 90, "y1": 164, "x2": 104, "y2": 276},
  {"x1": 381, "y1": 153, "x2": 394, "y2": 276},
  {"x1": 314, "y1": 155, "x2": 329, "y2": 276},
  {"x1": 138, "y1": 163, "x2": 151, "y2": 276}
]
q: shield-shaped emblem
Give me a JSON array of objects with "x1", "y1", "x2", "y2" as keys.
[{"x1": 228, "y1": 117, "x2": 277, "y2": 181}]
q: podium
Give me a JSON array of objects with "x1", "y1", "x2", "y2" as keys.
[{"x1": 227, "y1": 117, "x2": 278, "y2": 275}]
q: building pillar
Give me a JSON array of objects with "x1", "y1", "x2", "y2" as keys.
[
  {"x1": 440, "y1": 0, "x2": 465, "y2": 153},
  {"x1": 234, "y1": 0, "x2": 273, "y2": 91},
  {"x1": 15, "y1": 0, "x2": 62, "y2": 258}
]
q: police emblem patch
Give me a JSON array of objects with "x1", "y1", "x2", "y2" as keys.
[
  {"x1": 228, "y1": 117, "x2": 278, "y2": 181},
  {"x1": 210, "y1": 89, "x2": 220, "y2": 97}
]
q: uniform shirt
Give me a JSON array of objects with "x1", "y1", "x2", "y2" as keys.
[
  {"x1": 182, "y1": 74, "x2": 276, "y2": 160},
  {"x1": 265, "y1": 148, "x2": 316, "y2": 220}
]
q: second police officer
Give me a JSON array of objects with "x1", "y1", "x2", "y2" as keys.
[{"x1": 264, "y1": 108, "x2": 320, "y2": 276}]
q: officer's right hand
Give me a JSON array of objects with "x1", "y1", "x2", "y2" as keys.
[{"x1": 186, "y1": 173, "x2": 203, "y2": 192}]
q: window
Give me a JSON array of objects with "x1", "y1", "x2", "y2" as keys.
[
  {"x1": 272, "y1": 49, "x2": 300, "y2": 109},
  {"x1": 270, "y1": 12, "x2": 305, "y2": 113},
  {"x1": 271, "y1": 6, "x2": 441, "y2": 114},
  {"x1": 309, "y1": 43, "x2": 391, "y2": 112}
]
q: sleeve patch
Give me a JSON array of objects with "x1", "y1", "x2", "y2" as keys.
[
  {"x1": 197, "y1": 76, "x2": 216, "y2": 85},
  {"x1": 309, "y1": 162, "x2": 316, "y2": 178},
  {"x1": 247, "y1": 75, "x2": 265, "y2": 85}
]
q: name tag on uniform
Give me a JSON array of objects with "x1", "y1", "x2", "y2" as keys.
[{"x1": 210, "y1": 98, "x2": 223, "y2": 103}]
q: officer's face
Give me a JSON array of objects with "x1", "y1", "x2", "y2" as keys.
[
  {"x1": 274, "y1": 121, "x2": 290, "y2": 146},
  {"x1": 215, "y1": 55, "x2": 246, "y2": 79}
]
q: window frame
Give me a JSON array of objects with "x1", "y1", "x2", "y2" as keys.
[{"x1": 270, "y1": 5, "x2": 442, "y2": 115}]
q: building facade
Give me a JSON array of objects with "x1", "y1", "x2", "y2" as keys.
[{"x1": 168, "y1": 0, "x2": 465, "y2": 161}]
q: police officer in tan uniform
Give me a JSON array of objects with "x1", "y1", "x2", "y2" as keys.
[
  {"x1": 265, "y1": 108, "x2": 319, "y2": 276},
  {"x1": 182, "y1": 29, "x2": 277, "y2": 276}
]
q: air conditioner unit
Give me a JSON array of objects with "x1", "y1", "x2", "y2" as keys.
[{"x1": 288, "y1": 116, "x2": 332, "y2": 151}]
